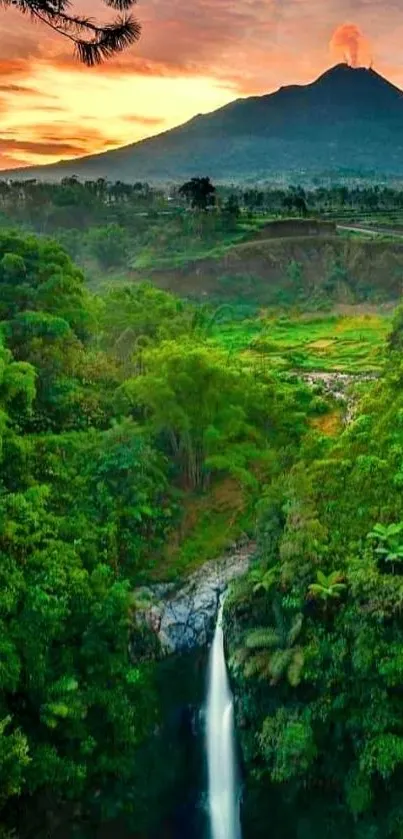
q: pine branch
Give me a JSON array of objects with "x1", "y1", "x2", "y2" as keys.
[
  {"x1": 104, "y1": 0, "x2": 136, "y2": 8},
  {"x1": 1, "y1": 0, "x2": 141, "y2": 64}
]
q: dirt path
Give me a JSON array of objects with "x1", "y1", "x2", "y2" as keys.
[{"x1": 338, "y1": 224, "x2": 403, "y2": 238}]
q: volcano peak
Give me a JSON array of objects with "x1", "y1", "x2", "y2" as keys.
[{"x1": 3, "y1": 63, "x2": 403, "y2": 183}]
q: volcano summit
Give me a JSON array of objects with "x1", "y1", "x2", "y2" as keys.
[{"x1": 3, "y1": 64, "x2": 403, "y2": 183}]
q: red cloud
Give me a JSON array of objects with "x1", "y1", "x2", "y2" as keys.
[
  {"x1": 0, "y1": 0, "x2": 271, "y2": 89},
  {"x1": 0, "y1": 137, "x2": 88, "y2": 156},
  {"x1": 1, "y1": 0, "x2": 402, "y2": 117},
  {"x1": 0, "y1": 121, "x2": 122, "y2": 163},
  {"x1": 0, "y1": 58, "x2": 32, "y2": 77}
]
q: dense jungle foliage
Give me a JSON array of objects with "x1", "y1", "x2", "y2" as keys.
[
  {"x1": 227, "y1": 303, "x2": 403, "y2": 839},
  {"x1": 0, "y1": 228, "x2": 317, "y2": 837},
  {"x1": 2, "y1": 199, "x2": 403, "y2": 839}
]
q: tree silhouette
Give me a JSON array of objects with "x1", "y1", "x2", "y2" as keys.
[
  {"x1": 178, "y1": 177, "x2": 216, "y2": 211},
  {"x1": 1, "y1": 0, "x2": 141, "y2": 66}
]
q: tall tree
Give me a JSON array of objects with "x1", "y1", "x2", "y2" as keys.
[
  {"x1": 178, "y1": 177, "x2": 216, "y2": 212},
  {"x1": 1, "y1": 0, "x2": 141, "y2": 65}
]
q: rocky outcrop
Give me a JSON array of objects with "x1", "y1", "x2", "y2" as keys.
[
  {"x1": 134, "y1": 542, "x2": 254, "y2": 654},
  {"x1": 302, "y1": 371, "x2": 378, "y2": 423}
]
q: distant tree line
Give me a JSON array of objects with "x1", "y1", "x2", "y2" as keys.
[
  {"x1": 1, "y1": 175, "x2": 403, "y2": 276},
  {"x1": 3, "y1": 177, "x2": 403, "y2": 222}
]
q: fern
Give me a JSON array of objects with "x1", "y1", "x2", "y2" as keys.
[
  {"x1": 245, "y1": 628, "x2": 280, "y2": 650},
  {"x1": 287, "y1": 649, "x2": 305, "y2": 687},
  {"x1": 244, "y1": 652, "x2": 271, "y2": 679},
  {"x1": 269, "y1": 649, "x2": 293, "y2": 682},
  {"x1": 287, "y1": 613, "x2": 303, "y2": 646}
]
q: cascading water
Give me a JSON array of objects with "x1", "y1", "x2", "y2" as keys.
[{"x1": 206, "y1": 599, "x2": 242, "y2": 839}]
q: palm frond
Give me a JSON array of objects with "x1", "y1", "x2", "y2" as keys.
[
  {"x1": 317, "y1": 569, "x2": 328, "y2": 586},
  {"x1": 387, "y1": 523, "x2": 403, "y2": 537},
  {"x1": 308, "y1": 583, "x2": 326, "y2": 597},
  {"x1": 272, "y1": 598, "x2": 286, "y2": 637},
  {"x1": 269, "y1": 649, "x2": 292, "y2": 683},
  {"x1": 244, "y1": 652, "x2": 271, "y2": 679},
  {"x1": 245, "y1": 627, "x2": 280, "y2": 650},
  {"x1": 287, "y1": 612, "x2": 303, "y2": 645},
  {"x1": 287, "y1": 649, "x2": 304, "y2": 687},
  {"x1": 230, "y1": 647, "x2": 250, "y2": 669},
  {"x1": 367, "y1": 524, "x2": 388, "y2": 540},
  {"x1": 252, "y1": 566, "x2": 279, "y2": 594}
]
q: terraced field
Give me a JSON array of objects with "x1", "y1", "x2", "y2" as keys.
[{"x1": 212, "y1": 312, "x2": 392, "y2": 373}]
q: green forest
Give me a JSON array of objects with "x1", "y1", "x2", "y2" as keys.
[{"x1": 2, "y1": 179, "x2": 403, "y2": 839}]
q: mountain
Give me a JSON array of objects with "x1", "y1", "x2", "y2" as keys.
[{"x1": 3, "y1": 63, "x2": 403, "y2": 183}]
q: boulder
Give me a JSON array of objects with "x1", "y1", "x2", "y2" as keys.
[{"x1": 134, "y1": 544, "x2": 254, "y2": 654}]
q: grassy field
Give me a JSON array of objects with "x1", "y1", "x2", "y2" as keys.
[{"x1": 211, "y1": 311, "x2": 392, "y2": 373}]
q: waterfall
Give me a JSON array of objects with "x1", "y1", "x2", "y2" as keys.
[{"x1": 206, "y1": 599, "x2": 241, "y2": 839}]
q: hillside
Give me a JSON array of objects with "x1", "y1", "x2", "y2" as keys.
[
  {"x1": 135, "y1": 235, "x2": 403, "y2": 306},
  {"x1": 3, "y1": 64, "x2": 403, "y2": 183}
]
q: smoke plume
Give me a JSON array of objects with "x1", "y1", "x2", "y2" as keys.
[{"x1": 330, "y1": 23, "x2": 371, "y2": 68}]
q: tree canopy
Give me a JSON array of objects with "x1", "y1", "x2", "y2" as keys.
[
  {"x1": 0, "y1": 227, "x2": 316, "y2": 837},
  {"x1": 3, "y1": 202, "x2": 403, "y2": 839}
]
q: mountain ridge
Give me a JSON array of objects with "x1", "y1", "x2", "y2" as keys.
[{"x1": 3, "y1": 63, "x2": 403, "y2": 183}]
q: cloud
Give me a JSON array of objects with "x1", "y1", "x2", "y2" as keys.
[
  {"x1": 122, "y1": 113, "x2": 164, "y2": 125},
  {"x1": 1, "y1": 0, "x2": 403, "y2": 93},
  {"x1": 33, "y1": 105, "x2": 67, "y2": 113},
  {"x1": 0, "y1": 122, "x2": 122, "y2": 162},
  {"x1": 38, "y1": 132, "x2": 119, "y2": 146},
  {"x1": 0, "y1": 58, "x2": 32, "y2": 78},
  {"x1": 0, "y1": 137, "x2": 87, "y2": 156},
  {"x1": 0, "y1": 82, "x2": 58, "y2": 97},
  {"x1": 1, "y1": 0, "x2": 403, "y2": 172},
  {"x1": 49, "y1": 52, "x2": 204, "y2": 78},
  {"x1": 0, "y1": 0, "x2": 278, "y2": 88},
  {"x1": 0, "y1": 153, "x2": 25, "y2": 169}
]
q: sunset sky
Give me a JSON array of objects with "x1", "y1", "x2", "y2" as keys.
[{"x1": 0, "y1": 0, "x2": 402, "y2": 170}]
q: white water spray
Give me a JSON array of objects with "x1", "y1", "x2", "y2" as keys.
[{"x1": 206, "y1": 600, "x2": 241, "y2": 839}]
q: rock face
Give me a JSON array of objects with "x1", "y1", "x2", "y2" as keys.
[{"x1": 135, "y1": 543, "x2": 254, "y2": 654}]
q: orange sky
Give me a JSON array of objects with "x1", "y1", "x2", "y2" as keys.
[{"x1": 0, "y1": 0, "x2": 403, "y2": 169}]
